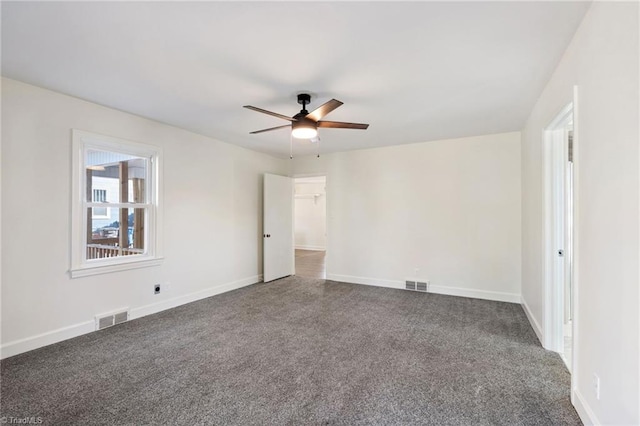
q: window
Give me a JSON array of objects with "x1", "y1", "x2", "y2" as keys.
[
  {"x1": 71, "y1": 130, "x2": 162, "y2": 277},
  {"x1": 92, "y1": 189, "x2": 108, "y2": 218}
]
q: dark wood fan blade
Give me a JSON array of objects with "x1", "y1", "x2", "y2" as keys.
[
  {"x1": 249, "y1": 124, "x2": 291, "y2": 134},
  {"x1": 243, "y1": 105, "x2": 296, "y2": 122},
  {"x1": 306, "y1": 99, "x2": 343, "y2": 122},
  {"x1": 317, "y1": 120, "x2": 369, "y2": 130}
]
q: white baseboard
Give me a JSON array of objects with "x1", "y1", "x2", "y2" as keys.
[
  {"x1": 428, "y1": 284, "x2": 520, "y2": 303},
  {"x1": 573, "y1": 389, "x2": 600, "y2": 425},
  {"x1": 327, "y1": 274, "x2": 404, "y2": 290},
  {"x1": 295, "y1": 245, "x2": 326, "y2": 251},
  {"x1": 326, "y1": 274, "x2": 520, "y2": 303},
  {"x1": 0, "y1": 320, "x2": 96, "y2": 360},
  {"x1": 0, "y1": 275, "x2": 262, "y2": 360},
  {"x1": 521, "y1": 296, "x2": 543, "y2": 344},
  {"x1": 130, "y1": 275, "x2": 261, "y2": 320}
]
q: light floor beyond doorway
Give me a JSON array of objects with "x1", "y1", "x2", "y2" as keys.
[{"x1": 295, "y1": 249, "x2": 325, "y2": 279}]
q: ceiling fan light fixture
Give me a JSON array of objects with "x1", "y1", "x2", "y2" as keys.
[
  {"x1": 291, "y1": 121, "x2": 318, "y2": 139},
  {"x1": 245, "y1": 94, "x2": 368, "y2": 140}
]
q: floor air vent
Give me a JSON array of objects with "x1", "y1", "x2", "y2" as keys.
[
  {"x1": 114, "y1": 311, "x2": 128, "y2": 325},
  {"x1": 405, "y1": 280, "x2": 429, "y2": 293},
  {"x1": 97, "y1": 316, "x2": 114, "y2": 330},
  {"x1": 96, "y1": 309, "x2": 129, "y2": 331}
]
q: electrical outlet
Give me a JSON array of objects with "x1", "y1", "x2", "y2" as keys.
[
  {"x1": 154, "y1": 284, "x2": 161, "y2": 295},
  {"x1": 593, "y1": 374, "x2": 600, "y2": 400}
]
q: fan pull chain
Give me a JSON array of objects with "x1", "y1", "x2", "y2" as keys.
[
  {"x1": 317, "y1": 133, "x2": 321, "y2": 158},
  {"x1": 289, "y1": 132, "x2": 293, "y2": 160}
]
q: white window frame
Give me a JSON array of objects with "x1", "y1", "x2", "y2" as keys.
[{"x1": 70, "y1": 129, "x2": 163, "y2": 278}]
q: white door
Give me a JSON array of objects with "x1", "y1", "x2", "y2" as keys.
[
  {"x1": 263, "y1": 173, "x2": 294, "y2": 282},
  {"x1": 545, "y1": 127, "x2": 570, "y2": 353},
  {"x1": 551, "y1": 129, "x2": 569, "y2": 325}
]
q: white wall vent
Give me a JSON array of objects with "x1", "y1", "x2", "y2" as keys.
[
  {"x1": 97, "y1": 315, "x2": 114, "y2": 330},
  {"x1": 114, "y1": 311, "x2": 128, "y2": 325},
  {"x1": 405, "y1": 279, "x2": 429, "y2": 293},
  {"x1": 95, "y1": 309, "x2": 129, "y2": 331}
]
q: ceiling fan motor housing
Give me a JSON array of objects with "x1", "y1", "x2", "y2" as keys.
[
  {"x1": 297, "y1": 93, "x2": 311, "y2": 106},
  {"x1": 292, "y1": 94, "x2": 316, "y2": 138}
]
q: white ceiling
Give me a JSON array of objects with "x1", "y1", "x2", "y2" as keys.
[{"x1": 1, "y1": 1, "x2": 590, "y2": 158}]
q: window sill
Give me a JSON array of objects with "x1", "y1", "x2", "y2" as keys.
[{"x1": 70, "y1": 257, "x2": 164, "y2": 278}]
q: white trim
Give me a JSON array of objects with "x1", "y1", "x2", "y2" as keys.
[
  {"x1": 1, "y1": 321, "x2": 96, "y2": 360},
  {"x1": 70, "y1": 257, "x2": 164, "y2": 278},
  {"x1": 292, "y1": 173, "x2": 327, "y2": 181},
  {"x1": 295, "y1": 245, "x2": 326, "y2": 251},
  {"x1": 429, "y1": 284, "x2": 520, "y2": 303},
  {"x1": 131, "y1": 275, "x2": 261, "y2": 320},
  {"x1": 0, "y1": 275, "x2": 262, "y2": 360},
  {"x1": 570, "y1": 85, "x2": 580, "y2": 406},
  {"x1": 294, "y1": 177, "x2": 326, "y2": 184},
  {"x1": 573, "y1": 389, "x2": 600, "y2": 426},
  {"x1": 521, "y1": 296, "x2": 543, "y2": 344},
  {"x1": 327, "y1": 274, "x2": 520, "y2": 303},
  {"x1": 327, "y1": 274, "x2": 404, "y2": 290},
  {"x1": 542, "y1": 103, "x2": 573, "y2": 352},
  {"x1": 70, "y1": 129, "x2": 164, "y2": 277},
  {"x1": 546, "y1": 102, "x2": 574, "y2": 131}
]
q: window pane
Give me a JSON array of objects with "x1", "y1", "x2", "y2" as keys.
[
  {"x1": 86, "y1": 149, "x2": 147, "y2": 203},
  {"x1": 86, "y1": 207, "x2": 145, "y2": 260},
  {"x1": 131, "y1": 207, "x2": 145, "y2": 250},
  {"x1": 92, "y1": 206, "x2": 108, "y2": 218}
]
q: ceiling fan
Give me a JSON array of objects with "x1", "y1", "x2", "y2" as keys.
[{"x1": 244, "y1": 93, "x2": 369, "y2": 139}]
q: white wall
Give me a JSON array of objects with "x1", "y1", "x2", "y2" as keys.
[
  {"x1": 520, "y1": 2, "x2": 639, "y2": 425},
  {"x1": 1, "y1": 78, "x2": 286, "y2": 357},
  {"x1": 294, "y1": 178, "x2": 326, "y2": 251},
  {"x1": 292, "y1": 132, "x2": 522, "y2": 302}
]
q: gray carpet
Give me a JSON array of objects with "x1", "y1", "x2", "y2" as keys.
[
  {"x1": 295, "y1": 249, "x2": 326, "y2": 279},
  {"x1": 1, "y1": 277, "x2": 581, "y2": 425}
]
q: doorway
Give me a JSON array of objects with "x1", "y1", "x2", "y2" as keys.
[
  {"x1": 293, "y1": 176, "x2": 326, "y2": 279},
  {"x1": 543, "y1": 102, "x2": 575, "y2": 372}
]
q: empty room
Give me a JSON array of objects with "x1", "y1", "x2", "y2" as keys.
[{"x1": 1, "y1": 2, "x2": 638, "y2": 425}]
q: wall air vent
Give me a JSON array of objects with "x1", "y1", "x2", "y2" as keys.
[
  {"x1": 405, "y1": 279, "x2": 429, "y2": 293},
  {"x1": 95, "y1": 309, "x2": 129, "y2": 331},
  {"x1": 114, "y1": 311, "x2": 129, "y2": 325},
  {"x1": 97, "y1": 316, "x2": 114, "y2": 330}
]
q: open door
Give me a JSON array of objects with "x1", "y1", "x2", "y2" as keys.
[
  {"x1": 263, "y1": 173, "x2": 294, "y2": 282},
  {"x1": 543, "y1": 101, "x2": 574, "y2": 373}
]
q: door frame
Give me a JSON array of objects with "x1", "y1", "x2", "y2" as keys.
[
  {"x1": 543, "y1": 103, "x2": 571, "y2": 353},
  {"x1": 542, "y1": 86, "x2": 579, "y2": 403},
  {"x1": 292, "y1": 173, "x2": 328, "y2": 276}
]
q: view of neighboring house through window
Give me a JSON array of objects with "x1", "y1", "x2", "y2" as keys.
[
  {"x1": 86, "y1": 150, "x2": 148, "y2": 260},
  {"x1": 92, "y1": 189, "x2": 108, "y2": 218},
  {"x1": 71, "y1": 130, "x2": 162, "y2": 277}
]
